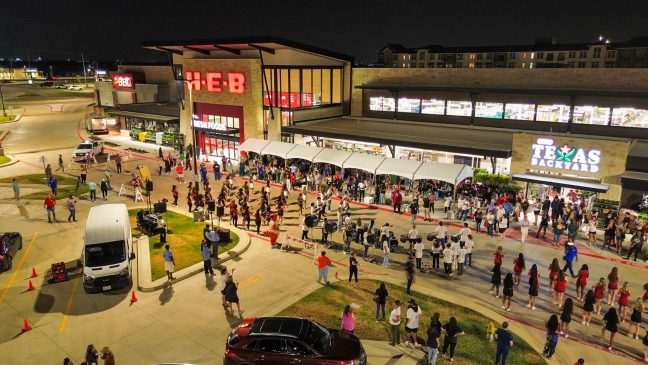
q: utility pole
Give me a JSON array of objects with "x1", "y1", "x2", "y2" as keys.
[
  {"x1": 81, "y1": 52, "x2": 88, "y2": 87},
  {"x1": 0, "y1": 83, "x2": 6, "y2": 117}
]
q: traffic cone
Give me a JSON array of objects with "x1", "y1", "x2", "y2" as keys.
[
  {"x1": 30, "y1": 268, "x2": 38, "y2": 278},
  {"x1": 130, "y1": 290, "x2": 138, "y2": 303},
  {"x1": 22, "y1": 319, "x2": 31, "y2": 332},
  {"x1": 27, "y1": 280, "x2": 35, "y2": 291},
  {"x1": 335, "y1": 272, "x2": 339, "y2": 280}
]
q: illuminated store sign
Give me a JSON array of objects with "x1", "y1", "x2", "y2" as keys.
[
  {"x1": 192, "y1": 114, "x2": 227, "y2": 131},
  {"x1": 185, "y1": 71, "x2": 246, "y2": 94},
  {"x1": 531, "y1": 138, "x2": 601, "y2": 173},
  {"x1": 112, "y1": 74, "x2": 134, "y2": 89}
]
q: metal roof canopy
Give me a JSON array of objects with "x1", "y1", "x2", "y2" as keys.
[
  {"x1": 260, "y1": 141, "x2": 296, "y2": 159},
  {"x1": 376, "y1": 158, "x2": 423, "y2": 180},
  {"x1": 108, "y1": 110, "x2": 179, "y2": 122},
  {"x1": 414, "y1": 162, "x2": 473, "y2": 186},
  {"x1": 239, "y1": 138, "x2": 270, "y2": 154},
  {"x1": 286, "y1": 144, "x2": 323, "y2": 162},
  {"x1": 512, "y1": 173, "x2": 609, "y2": 193},
  {"x1": 342, "y1": 153, "x2": 386, "y2": 174},
  {"x1": 313, "y1": 149, "x2": 353, "y2": 167}
]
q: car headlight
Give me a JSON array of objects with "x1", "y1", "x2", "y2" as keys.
[
  {"x1": 119, "y1": 268, "x2": 129, "y2": 277},
  {"x1": 83, "y1": 274, "x2": 94, "y2": 284}
]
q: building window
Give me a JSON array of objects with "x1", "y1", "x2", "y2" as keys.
[
  {"x1": 507, "y1": 62, "x2": 515, "y2": 68},
  {"x1": 504, "y1": 103, "x2": 535, "y2": 120},
  {"x1": 421, "y1": 99, "x2": 445, "y2": 115},
  {"x1": 557, "y1": 52, "x2": 566, "y2": 61},
  {"x1": 397, "y1": 98, "x2": 421, "y2": 113},
  {"x1": 369, "y1": 97, "x2": 395, "y2": 112},
  {"x1": 522, "y1": 63, "x2": 526, "y2": 68},
  {"x1": 446, "y1": 100, "x2": 473, "y2": 116},
  {"x1": 457, "y1": 54, "x2": 464, "y2": 60},
  {"x1": 568, "y1": 62, "x2": 575, "y2": 68},
  {"x1": 606, "y1": 50, "x2": 616, "y2": 58},
  {"x1": 611, "y1": 108, "x2": 648, "y2": 128},
  {"x1": 487, "y1": 53, "x2": 493, "y2": 60},
  {"x1": 591, "y1": 61, "x2": 599, "y2": 68},
  {"x1": 468, "y1": 62, "x2": 475, "y2": 68},
  {"x1": 536, "y1": 104, "x2": 570, "y2": 123},
  {"x1": 475, "y1": 102, "x2": 504, "y2": 118},
  {"x1": 579, "y1": 50, "x2": 587, "y2": 58},
  {"x1": 509, "y1": 53, "x2": 516, "y2": 59},
  {"x1": 546, "y1": 53, "x2": 554, "y2": 61},
  {"x1": 537, "y1": 52, "x2": 544, "y2": 59},
  {"x1": 572, "y1": 106, "x2": 610, "y2": 125},
  {"x1": 476, "y1": 53, "x2": 483, "y2": 60},
  {"x1": 568, "y1": 51, "x2": 576, "y2": 58},
  {"x1": 593, "y1": 47, "x2": 602, "y2": 58},
  {"x1": 578, "y1": 62, "x2": 586, "y2": 68}
]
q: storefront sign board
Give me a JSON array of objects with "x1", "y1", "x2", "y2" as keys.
[{"x1": 112, "y1": 74, "x2": 134, "y2": 89}]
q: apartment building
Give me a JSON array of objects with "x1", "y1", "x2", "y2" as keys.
[{"x1": 378, "y1": 37, "x2": 648, "y2": 69}]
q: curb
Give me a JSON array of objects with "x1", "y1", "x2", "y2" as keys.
[
  {"x1": 136, "y1": 210, "x2": 252, "y2": 292},
  {"x1": 0, "y1": 157, "x2": 19, "y2": 168}
]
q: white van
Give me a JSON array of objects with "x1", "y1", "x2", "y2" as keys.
[{"x1": 82, "y1": 204, "x2": 135, "y2": 293}]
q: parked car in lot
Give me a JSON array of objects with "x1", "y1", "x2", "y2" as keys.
[
  {"x1": 74, "y1": 140, "x2": 104, "y2": 157},
  {"x1": 0, "y1": 232, "x2": 23, "y2": 271},
  {"x1": 55, "y1": 84, "x2": 68, "y2": 89},
  {"x1": 224, "y1": 317, "x2": 367, "y2": 365},
  {"x1": 40, "y1": 81, "x2": 54, "y2": 87},
  {"x1": 67, "y1": 85, "x2": 83, "y2": 91}
]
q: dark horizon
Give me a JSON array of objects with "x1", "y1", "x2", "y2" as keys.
[{"x1": 2, "y1": 0, "x2": 646, "y2": 64}]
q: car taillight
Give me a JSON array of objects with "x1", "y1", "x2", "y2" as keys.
[{"x1": 225, "y1": 349, "x2": 236, "y2": 358}]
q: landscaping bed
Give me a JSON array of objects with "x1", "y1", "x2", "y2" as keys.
[
  {"x1": 279, "y1": 279, "x2": 545, "y2": 365},
  {"x1": 0, "y1": 173, "x2": 89, "y2": 199}
]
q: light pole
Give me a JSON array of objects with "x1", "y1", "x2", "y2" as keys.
[
  {"x1": 0, "y1": 83, "x2": 6, "y2": 117},
  {"x1": 187, "y1": 83, "x2": 200, "y2": 192}
]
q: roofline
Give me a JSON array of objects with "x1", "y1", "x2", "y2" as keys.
[{"x1": 141, "y1": 36, "x2": 354, "y2": 63}]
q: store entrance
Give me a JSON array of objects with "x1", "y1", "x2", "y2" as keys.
[{"x1": 197, "y1": 130, "x2": 240, "y2": 162}]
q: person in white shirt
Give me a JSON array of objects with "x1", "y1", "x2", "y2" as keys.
[
  {"x1": 442, "y1": 243, "x2": 454, "y2": 275},
  {"x1": 413, "y1": 240, "x2": 424, "y2": 269},
  {"x1": 457, "y1": 242, "x2": 468, "y2": 277},
  {"x1": 382, "y1": 239, "x2": 391, "y2": 267},
  {"x1": 520, "y1": 214, "x2": 531, "y2": 244},
  {"x1": 405, "y1": 299, "x2": 422, "y2": 347},
  {"x1": 587, "y1": 218, "x2": 597, "y2": 245},
  {"x1": 444, "y1": 195, "x2": 453, "y2": 213},
  {"x1": 465, "y1": 235, "x2": 474, "y2": 267},
  {"x1": 450, "y1": 238, "x2": 460, "y2": 272},
  {"x1": 435, "y1": 221, "x2": 448, "y2": 245},
  {"x1": 498, "y1": 216, "x2": 509, "y2": 243},
  {"x1": 389, "y1": 300, "x2": 402, "y2": 346},
  {"x1": 408, "y1": 224, "x2": 420, "y2": 250},
  {"x1": 301, "y1": 216, "x2": 310, "y2": 240},
  {"x1": 459, "y1": 222, "x2": 471, "y2": 243}
]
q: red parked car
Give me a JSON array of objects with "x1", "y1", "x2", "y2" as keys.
[
  {"x1": 0, "y1": 232, "x2": 23, "y2": 271},
  {"x1": 224, "y1": 316, "x2": 366, "y2": 365}
]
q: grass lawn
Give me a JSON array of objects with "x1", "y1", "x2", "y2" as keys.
[
  {"x1": 0, "y1": 156, "x2": 10, "y2": 165},
  {"x1": 0, "y1": 173, "x2": 89, "y2": 199},
  {"x1": 128, "y1": 209, "x2": 240, "y2": 281},
  {"x1": 279, "y1": 280, "x2": 546, "y2": 365},
  {"x1": 50, "y1": 89, "x2": 94, "y2": 98},
  {"x1": 0, "y1": 114, "x2": 16, "y2": 122}
]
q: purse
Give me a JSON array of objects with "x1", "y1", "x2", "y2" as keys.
[{"x1": 373, "y1": 293, "x2": 380, "y2": 303}]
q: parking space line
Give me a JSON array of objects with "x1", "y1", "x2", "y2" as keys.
[
  {"x1": 58, "y1": 277, "x2": 80, "y2": 333},
  {"x1": 0, "y1": 233, "x2": 38, "y2": 305}
]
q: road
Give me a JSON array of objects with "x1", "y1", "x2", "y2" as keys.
[{"x1": 0, "y1": 85, "x2": 645, "y2": 364}]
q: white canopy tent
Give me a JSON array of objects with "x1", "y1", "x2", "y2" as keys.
[
  {"x1": 238, "y1": 138, "x2": 270, "y2": 154},
  {"x1": 413, "y1": 162, "x2": 473, "y2": 186},
  {"x1": 375, "y1": 158, "x2": 423, "y2": 180},
  {"x1": 259, "y1": 141, "x2": 296, "y2": 159},
  {"x1": 286, "y1": 144, "x2": 323, "y2": 162},
  {"x1": 342, "y1": 153, "x2": 386, "y2": 174},
  {"x1": 313, "y1": 149, "x2": 353, "y2": 167}
]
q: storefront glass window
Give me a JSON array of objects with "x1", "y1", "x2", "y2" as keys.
[
  {"x1": 611, "y1": 108, "x2": 648, "y2": 128},
  {"x1": 290, "y1": 69, "x2": 301, "y2": 108},
  {"x1": 332, "y1": 69, "x2": 341, "y2": 104},
  {"x1": 322, "y1": 69, "x2": 331, "y2": 104},
  {"x1": 475, "y1": 102, "x2": 504, "y2": 118},
  {"x1": 536, "y1": 104, "x2": 570, "y2": 123},
  {"x1": 312, "y1": 69, "x2": 322, "y2": 106},
  {"x1": 572, "y1": 106, "x2": 610, "y2": 125},
  {"x1": 504, "y1": 103, "x2": 535, "y2": 120},
  {"x1": 398, "y1": 98, "x2": 421, "y2": 113},
  {"x1": 369, "y1": 97, "x2": 395, "y2": 112},
  {"x1": 421, "y1": 99, "x2": 445, "y2": 115},
  {"x1": 446, "y1": 100, "x2": 472, "y2": 116}
]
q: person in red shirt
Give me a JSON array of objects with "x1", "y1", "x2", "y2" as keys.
[
  {"x1": 317, "y1": 251, "x2": 331, "y2": 285},
  {"x1": 176, "y1": 163, "x2": 184, "y2": 183},
  {"x1": 576, "y1": 264, "x2": 589, "y2": 301},
  {"x1": 43, "y1": 193, "x2": 57, "y2": 223}
]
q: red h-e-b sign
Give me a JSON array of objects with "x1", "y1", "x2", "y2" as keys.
[
  {"x1": 112, "y1": 74, "x2": 134, "y2": 89},
  {"x1": 186, "y1": 71, "x2": 246, "y2": 94}
]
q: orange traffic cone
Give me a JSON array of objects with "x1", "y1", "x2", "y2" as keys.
[
  {"x1": 30, "y1": 268, "x2": 38, "y2": 278},
  {"x1": 130, "y1": 290, "x2": 138, "y2": 303},
  {"x1": 335, "y1": 272, "x2": 339, "y2": 280},
  {"x1": 22, "y1": 319, "x2": 31, "y2": 332},
  {"x1": 27, "y1": 280, "x2": 35, "y2": 291}
]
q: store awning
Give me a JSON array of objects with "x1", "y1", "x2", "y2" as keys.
[
  {"x1": 260, "y1": 141, "x2": 296, "y2": 159},
  {"x1": 108, "y1": 110, "x2": 179, "y2": 122},
  {"x1": 342, "y1": 153, "x2": 386, "y2": 174},
  {"x1": 511, "y1": 173, "x2": 609, "y2": 193},
  {"x1": 376, "y1": 158, "x2": 423, "y2": 180},
  {"x1": 239, "y1": 138, "x2": 270, "y2": 154},
  {"x1": 313, "y1": 149, "x2": 353, "y2": 167},
  {"x1": 286, "y1": 144, "x2": 323, "y2": 162},
  {"x1": 414, "y1": 162, "x2": 473, "y2": 186},
  {"x1": 621, "y1": 171, "x2": 648, "y2": 191}
]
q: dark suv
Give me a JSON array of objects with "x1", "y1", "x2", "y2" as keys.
[
  {"x1": 224, "y1": 316, "x2": 366, "y2": 365},
  {"x1": 0, "y1": 232, "x2": 23, "y2": 271}
]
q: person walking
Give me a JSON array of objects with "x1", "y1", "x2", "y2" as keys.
[
  {"x1": 582, "y1": 290, "x2": 596, "y2": 326},
  {"x1": 100, "y1": 179, "x2": 109, "y2": 200},
  {"x1": 11, "y1": 178, "x2": 19, "y2": 203},
  {"x1": 348, "y1": 252, "x2": 359, "y2": 288},
  {"x1": 502, "y1": 273, "x2": 514, "y2": 311},
  {"x1": 405, "y1": 257, "x2": 415, "y2": 294},
  {"x1": 629, "y1": 298, "x2": 644, "y2": 339},
  {"x1": 607, "y1": 267, "x2": 620, "y2": 305},
  {"x1": 49, "y1": 176, "x2": 58, "y2": 196},
  {"x1": 99, "y1": 346, "x2": 115, "y2": 365},
  {"x1": 576, "y1": 264, "x2": 589, "y2": 301},
  {"x1": 626, "y1": 230, "x2": 645, "y2": 261},
  {"x1": 201, "y1": 240, "x2": 214, "y2": 275},
  {"x1": 114, "y1": 154, "x2": 122, "y2": 173},
  {"x1": 513, "y1": 253, "x2": 525, "y2": 288},
  {"x1": 88, "y1": 180, "x2": 97, "y2": 202},
  {"x1": 382, "y1": 238, "x2": 391, "y2": 267},
  {"x1": 163, "y1": 244, "x2": 175, "y2": 281},
  {"x1": 389, "y1": 300, "x2": 402, "y2": 346},
  {"x1": 301, "y1": 215, "x2": 310, "y2": 240},
  {"x1": 543, "y1": 314, "x2": 560, "y2": 359},
  {"x1": 553, "y1": 270, "x2": 568, "y2": 308},
  {"x1": 66, "y1": 195, "x2": 77, "y2": 222},
  {"x1": 56, "y1": 154, "x2": 65, "y2": 172},
  {"x1": 594, "y1": 277, "x2": 607, "y2": 315},
  {"x1": 316, "y1": 251, "x2": 331, "y2": 285},
  {"x1": 45, "y1": 163, "x2": 53, "y2": 183},
  {"x1": 405, "y1": 299, "x2": 422, "y2": 347},
  {"x1": 520, "y1": 214, "x2": 530, "y2": 244},
  {"x1": 562, "y1": 241, "x2": 578, "y2": 278},
  {"x1": 85, "y1": 344, "x2": 99, "y2": 365},
  {"x1": 426, "y1": 313, "x2": 442, "y2": 364},
  {"x1": 224, "y1": 275, "x2": 243, "y2": 316},
  {"x1": 601, "y1": 307, "x2": 620, "y2": 351},
  {"x1": 494, "y1": 321, "x2": 514, "y2": 365},
  {"x1": 374, "y1": 282, "x2": 388, "y2": 321},
  {"x1": 441, "y1": 316, "x2": 464, "y2": 362},
  {"x1": 340, "y1": 305, "x2": 355, "y2": 334},
  {"x1": 559, "y1": 298, "x2": 574, "y2": 338},
  {"x1": 103, "y1": 169, "x2": 111, "y2": 189},
  {"x1": 527, "y1": 264, "x2": 540, "y2": 310},
  {"x1": 44, "y1": 193, "x2": 57, "y2": 223}
]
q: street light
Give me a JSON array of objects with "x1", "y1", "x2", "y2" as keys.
[
  {"x1": 187, "y1": 82, "x2": 200, "y2": 192},
  {"x1": 0, "y1": 83, "x2": 6, "y2": 117}
]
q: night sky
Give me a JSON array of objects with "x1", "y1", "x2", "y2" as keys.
[{"x1": 2, "y1": 0, "x2": 646, "y2": 64}]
